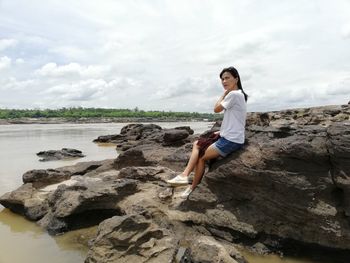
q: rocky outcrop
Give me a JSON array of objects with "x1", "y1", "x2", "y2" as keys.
[
  {"x1": 181, "y1": 122, "x2": 350, "y2": 251},
  {"x1": 1, "y1": 104, "x2": 350, "y2": 262},
  {"x1": 94, "y1": 123, "x2": 194, "y2": 149},
  {"x1": 38, "y1": 177, "x2": 137, "y2": 235},
  {"x1": 36, "y1": 148, "x2": 85, "y2": 161},
  {"x1": 85, "y1": 214, "x2": 177, "y2": 263},
  {"x1": 246, "y1": 104, "x2": 349, "y2": 127},
  {"x1": 0, "y1": 160, "x2": 116, "y2": 222},
  {"x1": 85, "y1": 214, "x2": 244, "y2": 263}
]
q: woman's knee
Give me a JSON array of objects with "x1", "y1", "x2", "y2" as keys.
[{"x1": 193, "y1": 140, "x2": 199, "y2": 148}]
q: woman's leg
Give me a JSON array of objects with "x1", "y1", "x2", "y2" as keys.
[
  {"x1": 191, "y1": 145, "x2": 220, "y2": 189},
  {"x1": 182, "y1": 140, "x2": 200, "y2": 176}
]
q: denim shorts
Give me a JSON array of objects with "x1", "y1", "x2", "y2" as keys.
[{"x1": 212, "y1": 137, "x2": 243, "y2": 157}]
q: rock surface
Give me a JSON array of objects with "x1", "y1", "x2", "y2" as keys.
[
  {"x1": 1, "y1": 104, "x2": 350, "y2": 262},
  {"x1": 37, "y1": 148, "x2": 85, "y2": 161}
]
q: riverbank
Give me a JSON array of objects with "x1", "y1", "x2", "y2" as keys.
[
  {"x1": 0, "y1": 117, "x2": 214, "y2": 125},
  {"x1": 1, "y1": 103, "x2": 348, "y2": 125}
]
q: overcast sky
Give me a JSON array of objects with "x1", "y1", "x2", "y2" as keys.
[{"x1": 0, "y1": 0, "x2": 349, "y2": 112}]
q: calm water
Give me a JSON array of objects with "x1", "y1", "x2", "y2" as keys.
[{"x1": 0, "y1": 122, "x2": 320, "y2": 263}]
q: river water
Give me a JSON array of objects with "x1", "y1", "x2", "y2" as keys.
[{"x1": 0, "y1": 123, "x2": 321, "y2": 263}]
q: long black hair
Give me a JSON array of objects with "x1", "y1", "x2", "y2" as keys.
[{"x1": 219, "y1": 66, "x2": 248, "y2": 102}]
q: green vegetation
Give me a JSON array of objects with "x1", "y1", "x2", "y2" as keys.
[{"x1": 0, "y1": 107, "x2": 221, "y2": 120}]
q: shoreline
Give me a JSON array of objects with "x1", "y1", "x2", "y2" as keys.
[
  {"x1": 0, "y1": 117, "x2": 215, "y2": 125},
  {"x1": 1, "y1": 103, "x2": 348, "y2": 125}
]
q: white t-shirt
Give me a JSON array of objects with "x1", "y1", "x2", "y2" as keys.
[{"x1": 220, "y1": 90, "x2": 246, "y2": 143}]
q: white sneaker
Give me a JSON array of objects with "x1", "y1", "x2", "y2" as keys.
[
  {"x1": 180, "y1": 186, "x2": 193, "y2": 199},
  {"x1": 166, "y1": 174, "x2": 189, "y2": 185}
]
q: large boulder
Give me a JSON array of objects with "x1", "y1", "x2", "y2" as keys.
[
  {"x1": 23, "y1": 169, "x2": 71, "y2": 188},
  {"x1": 0, "y1": 183, "x2": 49, "y2": 220},
  {"x1": 178, "y1": 121, "x2": 350, "y2": 251},
  {"x1": 85, "y1": 214, "x2": 244, "y2": 263},
  {"x1": 94, "y1": 124, "x2": 193, "y2": 148},
  {"x1": 38, "y1": 177, "x2": 138, "y2": 235},
  {"x1": 85, "y1": 214, "x2": 176, "y2": 263}
]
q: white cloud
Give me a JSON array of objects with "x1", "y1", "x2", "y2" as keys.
[
  {"x1": 15, "y1": 58, "x2": 25, "y2": 64},
  {"x1": 0, "y1": 56, "x2": 11, "y2": 70},
  {"x1": 0, "y1": 0, "x2": 349, "y2": 111},
  {"x1": 0, "y1": 77, "x2": 36, "y2": 91},
  {"x1": 48, "y1": 46, "x2": 87, "y2": 60},
  {"x1": 41, "y1": 77, "x2": 136, "y2": 104},
  {"x1": 0, "y1": 39, "x2": 18, "y2": 51},
  {"x1": 36, "y1": 62, "x2": 110, "y2": 78},
  {"x1": 327, "y1": 76, "x2": 350, "y2": 96},
  {"x1": 152, "y1": 77, "x2": 217, "y2": 100},
  {"x1": 42, "y1": 80, "x2": 105, "y2": 104},
  {"x1": 341, "y1": 24, "x2": 350, "y2": 39}
]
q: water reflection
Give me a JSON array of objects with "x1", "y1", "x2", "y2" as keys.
[
  {"x1": 0, "y1": 208, "x2": 43, "y2": 236},
  {"x1": 53, "y1": 226, "x2": 97, "y2": 254},
  {"x1": 0, "y1": 208, "x2": 86, "y2": 263},
  {"x1": 241, "y1": 250, "x2": 316, "y2": 263}
]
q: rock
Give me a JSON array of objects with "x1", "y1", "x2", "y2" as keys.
[
  {"x1": 38, "y1": 178, "x2": 138, "y2": 235},
  {"x1": 162, "y1": 143, "x2": 192, "y2": 163},
  {"x1": 158, "y1": 187, "x2": 173, "y2": 200},
  {"x1": 94, "y1": 123, "x2": 192, "y2": 149},
  {"x1": 23, "y1": 169, "x2": 71, "y2": 188},
  {"x1": 190, "y1": 236, "x2": 240, "y2": 263},
  {"x1": 163, "y1": 129, "x2": 190, "y2": 146},
  {"x1": 0, "y1": 183, "x2": 49, "y2": 220},
  {"x1": 85, "y1": 214, "x2": 176, "y2": 263},
  {"x1": 327, "y1": 123, "x2": 350, "y2": 216},
  {"x1": 114, "y1": 148, "x2": 153, "y2": 169},
  {"x1": 246, "y1": 104, "x2": 349, "y2": 128},
  {"x1": 85, "y1": 212, "x2": 244, "y2": 263},
  {"x1": 0, "y1": 160, "x2": 126, "y2": 232},
  {"x1": 93, "y1": 133, "x2": 125, "y2": 143},
  {"x1": 21, "y1": 160, "x2": 109, "y2": 188},
  {"x1": 120, "y1": 123, "x2": 163, "y2": 137},
  {"x1": 37, "y1": 148, "x2": 85, "y2": 161},
  {"x1": 114, "y1": 142, "x2": 191, "y2": 172},
  {"x1": 175, "y1": 247, "x2": 192, "y2": 263},
  {"x1": 251, "y1": 242, "x2": 271, "y2": 255},
  {"x1": 175, "y1": 126, "x2": 194, "y2": 135},
  {"x1": 118, "y1": 166, "x2": 173, "y2": 182},
  {"x1": 59, "y1": 160, "x2": 106, "y2": 176},
  {"x1": 179, "y1": 121, "x2": 350, "y2": 251}
]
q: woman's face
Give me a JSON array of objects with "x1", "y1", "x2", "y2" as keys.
[{"x1": 221, "y1": 71, "x2": 238, "y2": 90}]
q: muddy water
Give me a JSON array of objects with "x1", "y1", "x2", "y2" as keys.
[{"x1": 0, "y1": 122, "x2": 329, "y2": 263}]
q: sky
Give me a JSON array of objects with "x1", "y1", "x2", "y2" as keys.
[{"x1": 0, "y1": 0, "x2": 349, "y2": 113}]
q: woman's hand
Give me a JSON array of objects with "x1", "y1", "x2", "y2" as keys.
[{"x1": 223, "y1": 89, "x2": 230, "y2": 97}]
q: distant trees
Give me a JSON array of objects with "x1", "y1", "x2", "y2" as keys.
[{"x1": 0, "y1": 107, "x2": 220, "y2": 120}]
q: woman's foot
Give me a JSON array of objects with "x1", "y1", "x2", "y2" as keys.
[
  {"x1": 180, "y1": 186, "x2": 193, "y2": 199},
  {"x1": 166, "y1": 174, "x2": 189, "y2": 185}
]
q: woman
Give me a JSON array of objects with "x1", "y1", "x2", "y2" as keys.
[{"x1": 166, "y1": 66, "x2": 248, "y2": 198}]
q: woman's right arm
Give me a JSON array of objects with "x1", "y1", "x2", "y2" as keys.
[{"x1": 214, "y1": 90, "x2": 230, "y2": 113}]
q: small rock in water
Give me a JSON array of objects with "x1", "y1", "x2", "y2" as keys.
[{"x1": 37, "y1": 148, "x2": 85, "y2": 161}]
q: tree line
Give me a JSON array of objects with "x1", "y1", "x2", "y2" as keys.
[{"x1": 0, "y1": 107, "x2": 221, "y2": 120}]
